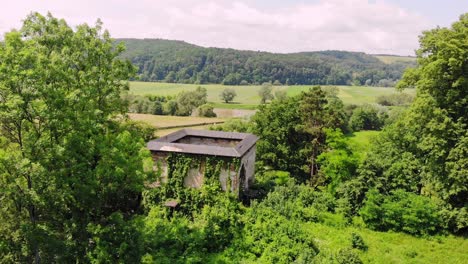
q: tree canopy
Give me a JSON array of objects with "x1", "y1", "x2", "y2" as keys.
[
  {"x1": 351, "y1": 13, "x2": 468, "y2": 233},
  {"x1": 116, "y1": 38, "x2": 415, "y2": 86},
  {"x1": 0, "y1": 13, "x2": 149, "y2": 262}
]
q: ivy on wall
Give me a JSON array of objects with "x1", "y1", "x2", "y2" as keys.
[{"x1": 143, "y1": 153, "x2": 240, "y2": 215}]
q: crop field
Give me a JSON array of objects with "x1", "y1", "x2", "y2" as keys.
[
  {"x1": 128, "y1": 113, "x2": 225, "y2": 129},
  {"x1": 127, "y1": 113, "x2": 225, "y2": 137},
  {"x1": 374, "y1": 55, "x2": 417, "y2": 64},
  {"x1": 129, "y1": 81, "x2": 415, "y2": 108}
]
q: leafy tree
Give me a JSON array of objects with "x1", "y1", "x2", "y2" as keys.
[
  {"x1": 274, "y1": 89, "x2": 288, "y2": 101},
  {"x1": 219, "y1": 88, "x2": 237, "y2": 103},
  {"x1": 253, "y1": 87, "x2": 347, "y2": 183},
  {"x1": 258, "y1": 84, "x2": 274, "y2": 104},
  {"x1": 353, "y1": 13, "x2": 468, "y2": 233},
  {"x1": 349, "y1": 104, "x2": 385, "y2": 131},
  {"x1": 317, "y1": 129, "x2": 359, "y2": 195},
  {"x1": 0, "y1": 13, "x2": 149, "y2": 262},
  {"x1": 197, "y1": 104, "x2": 217, "y2": 117},
  {"x1": 175, "y1": 86, "x2": 207, "y2": 116},
  {"x1": 360, "y1": 189, "x2": 443, "y2": 235}
]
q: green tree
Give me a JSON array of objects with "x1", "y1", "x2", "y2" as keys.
[
  {"x1": 0, "y1": 13, "x2": 150, "y2": 262},
  {"x1": 253, "y1": 87, "x2": 347, "y2": 183},
  {"x1": 175, "y1": 86, "x2": 207, "y2": 116},
  {"x1": 349, "y1": 104, "x2": 385, "y2": 131},
  {"x1": 219, "y1": 88, "x2": 237, "y2": 103},
  {"x1": 354, "y1": 13, "x2": 468, "y2": 233},
  {"x1": 258, "y1": 84, "x2": 274, "y2": 104}
]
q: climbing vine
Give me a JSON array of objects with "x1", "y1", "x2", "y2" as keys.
[{"x1": 143, "y1": 153, "x2": 241, "y2": 215}]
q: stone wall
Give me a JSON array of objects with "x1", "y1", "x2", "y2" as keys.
[{"x1": 150, "y1": 150, "x2": 255, "y2": 197}]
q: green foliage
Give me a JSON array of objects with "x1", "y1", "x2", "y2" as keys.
[
  {"x1": 197, "y1": 104, "x2": 217, "y2": 117},
  {"x1": 351, "y1": 233, "x2": 368, "y2": 251},
  {"x1": 274, "y1": 89, "x2": 288, "y2": 101},
  {"x1": 355, "y1": 14, "x2": 468, "y2": 231},
  {"x1": 141, "y1": 196, "x2": 243, "y2": 263},
  {"x1": 360, "y1": 189, "x2": 443, "y2": 235},
  {"x1": 219, "y1": 88, "x2": 237, "y2": 103},
  {"x1": 117, "y1": 39, "x2": 413, "y2": 86},
  {"x1": 209, "y1": 118, "x2": 252, "y2": 133},
  {"x1": 0, "y1": 12, "x2": 149, "y2": 262},
  {"x1": 258, "y1": 84, "x2": 274, "y2": 104},
  {"x1": 176, "y1": 86, "x2": 208, "y2": 116},
  {"x1": 335, "y1": 249, "x2": 363, "y2": 264},
  {"x1": 349, "y1": 104, "x2": 386, "y2": 131},
  {"x1": 143, "y1": 154, "x2": 240, "y2": 215},
  {"x1": 376, "y1": 92, "x2": 415, "y2": 106},
  {"x1": 87, "y1": 213, "x2": 144, "y2": 263},
  {"x1": 317, "y1": 129, "x2": 359, "y2": 195},
  {"x1": 120, "y1": 119, "x2": 156, "y2": 141},
  {"x1": 253, "y1": 86, "x2": 348, "y2": 183}
]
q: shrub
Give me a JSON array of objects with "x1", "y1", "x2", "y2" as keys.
[
  {"x1": 219, "y1": 88, "x2": 237, "y2": 103},
  {"x1": 197, "y1": 104, "x2": 217, "y2": 117},
  {"x1": 349, "y1": 104, "x2": 386, "y2": 131},
  {"x1": 376, "y1": 93, "x2": 415, "y2": 106},
  {"x1": 351, "y1": 233, "x2": 368, "y2": 251},
  {"x1": 360, "y1": 189, "x2": 443, "y2": 235},
  {"x1": 335, "y1": 249, "x2": 363, "y2": 264}
]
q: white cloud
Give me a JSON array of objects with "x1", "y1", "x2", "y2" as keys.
[{"x1": 0, "y1": 0, "x2": 430, "y2": 55}]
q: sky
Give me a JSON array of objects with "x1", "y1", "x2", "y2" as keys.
[{"x1": 0, "y1": 0, "x2": 466, "y2": 56}]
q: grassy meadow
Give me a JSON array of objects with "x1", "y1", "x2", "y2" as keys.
[
  {"x1": 129, "y1": 81, "x2": 415, "y2": 109},
  {"x1": 374, "y1": 55, "x2": 417, "y2": 64},
  {"x1": 309, "y1": 222, "x2": 468, "y2": 263}
]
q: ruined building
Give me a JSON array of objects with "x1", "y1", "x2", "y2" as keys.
[{"x1": 147, "y1": 129, "x2": 258, "y2": 198}]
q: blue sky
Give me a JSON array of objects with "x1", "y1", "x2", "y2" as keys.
[{"x1": 0, "y1": 0, "x2": 466, "y2": 55}]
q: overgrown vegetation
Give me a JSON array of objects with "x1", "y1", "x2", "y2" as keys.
[{"x1": 1, "y1": 11, "x2": 467, "y2": 264}]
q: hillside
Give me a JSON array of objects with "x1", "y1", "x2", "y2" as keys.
[
  {"x1": 116, "y1": 38, "x2": 416, "y2": 86},
  {"x1": 374, "y1": 54, "x2": 417, "y2": 64}
]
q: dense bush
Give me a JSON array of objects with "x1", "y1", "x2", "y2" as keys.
[
  {"x1": 376, "y1": 93, "x2": 415, "y2": 106},
  {"x1": 360, "y1": 189, "x2": 443, "y2": 235},
  {"x1": 351, "y1": 233, "x2": 368, "y2": 251},
  {"x1": 209, "y1": 118, "x2": 252, "y2": 133},
  {"x1": 197, "y1": 104, "x2": 217, "y2": 117},
  {"x1": 349, "y1": 104, "x2": 386, "y2": 131}
]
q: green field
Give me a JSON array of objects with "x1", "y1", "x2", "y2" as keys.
[
  {"x1": 129, "y1": 82, "x2": 415, "y2": 108},
  {"x1": 374, "y1": 55, "x2": 417, "y2": 64},
  {"x1": 308, "y1": 222, "x2": 468, "y2": 263}
]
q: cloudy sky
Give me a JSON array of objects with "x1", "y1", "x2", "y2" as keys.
[{"x1": 0, "y1": 0, "x2": 466, "y2": 55}]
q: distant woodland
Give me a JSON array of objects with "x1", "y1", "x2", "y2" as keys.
[{"x1": 116, "y1": 38, "x2": 415, "y2": 86}]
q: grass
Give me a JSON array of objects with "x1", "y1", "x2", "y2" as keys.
[
  {"x1": 308, "y1": 222, "x2": 468, "y2": 263},
  {"x1": 154, "y1": 125, "x2": 213, "y2": 137},
  {"x1": 128, "y1": 113, "x2": 225, "y2": 129},
  {"x1": 346, "y1": 130, "x2": 381, "y2": 155},
  {"x1": 129, "y1": 82, "x2": 416, "y2": 108},
  {"x1": 374, "y1": 55, "x2": 417, "y2": 64}
]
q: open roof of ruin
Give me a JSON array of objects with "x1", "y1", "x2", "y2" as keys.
[{"x1": 147, "y1": 129, "x2": 258, "y2": 158}]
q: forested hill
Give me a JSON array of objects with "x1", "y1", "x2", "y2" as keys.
[{"x1": 115, "y1": 38, "x2": 416, "y2": 86}]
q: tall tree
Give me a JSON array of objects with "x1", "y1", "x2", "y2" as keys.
[
  {"x1": 354, "y1": 13, "x2": 468, "y2": 233},
  {"x1": 219, "y1": 88, "x2": 237, "y2": 103},
  {"x1": 252, "y1": 86, "x2": 347, "y2": 183},
  {"x1": 0, "y1": 13, "x2": 149, "y2": 262}
]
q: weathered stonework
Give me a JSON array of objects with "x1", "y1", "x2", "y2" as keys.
[{"x1": 147, "y1": 129, "x2": 258, "y2": 197}]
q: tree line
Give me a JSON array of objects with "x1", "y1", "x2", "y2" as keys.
[{"x1": 116, "y1": 38, "x2": 415, "y2": 86}]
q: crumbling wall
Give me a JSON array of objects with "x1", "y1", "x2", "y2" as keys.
[
  {"x1": 150, "y1": 152, "x2": 243, "y2": 195},
  {"x1": 240, "y1": 146, "x2": 256, "y2": 189}
]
